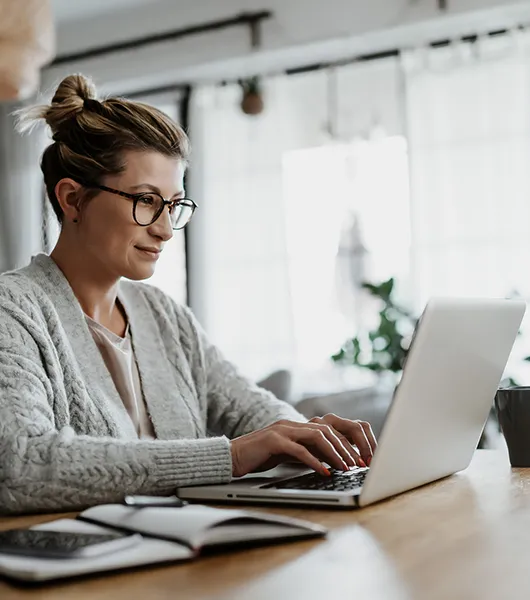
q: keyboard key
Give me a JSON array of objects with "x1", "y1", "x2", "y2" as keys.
[{"x1": 264, "y1": 468, "x2": 368, "y2": 492}]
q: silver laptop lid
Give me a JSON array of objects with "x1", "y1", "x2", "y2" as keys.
[{"x1": 358, "y1": 298, "x2": 525, "y2": 506}]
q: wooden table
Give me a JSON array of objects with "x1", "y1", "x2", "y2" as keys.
[{"x1": 1, "y1": 449, "x2": 529, "y2": 600}]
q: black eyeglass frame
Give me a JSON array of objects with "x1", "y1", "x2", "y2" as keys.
[{"x1": 79, "y1": 182, "x2": 197, "y2": 230}]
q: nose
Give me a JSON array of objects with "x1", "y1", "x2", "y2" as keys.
[{"x1": 148, "y1": 205, "x2": 174, "y2": 241}]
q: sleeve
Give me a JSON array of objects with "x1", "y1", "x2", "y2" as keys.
[
  {"x1": 177, "y1": 306, "x2": 307, "y2": 439},
  {"x1": 0, "y1": 301, "x2": 232, "y2": 515}
]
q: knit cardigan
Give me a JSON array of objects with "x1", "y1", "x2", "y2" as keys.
[{"x1": 0, "y1": 254, "x2": 305, "y2": 514}]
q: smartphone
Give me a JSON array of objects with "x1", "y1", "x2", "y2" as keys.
[{"x1": 0, "y1": 528, "x2": 141, "y2": 559}]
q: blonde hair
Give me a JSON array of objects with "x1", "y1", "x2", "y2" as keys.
[{"x1": 16, "y1": 74, "x2": 190, "y2": 223}]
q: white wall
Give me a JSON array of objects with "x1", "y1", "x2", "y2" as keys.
[{"x1": 44, "y1": 0, "x2": 530, "y2": 94}]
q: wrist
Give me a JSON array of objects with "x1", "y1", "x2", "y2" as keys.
[
  {"x1": 230, "y1": 440, "x2": 236, "y2": 477},
  {"x1": 229, "y1": 439, "x2": 239, "y2": 477}
]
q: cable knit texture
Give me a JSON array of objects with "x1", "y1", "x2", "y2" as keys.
[{"x1": 0, "y1": 254, "x2": 306, "y2": 514}]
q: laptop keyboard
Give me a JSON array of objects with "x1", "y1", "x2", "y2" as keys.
[{"x1": 263, "y1": 468, "x2": 369, "y2": 492}]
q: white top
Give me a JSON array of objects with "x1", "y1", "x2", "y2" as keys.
[{"x1": 85, "y1": 315, "x2": 156, "y2": 440}]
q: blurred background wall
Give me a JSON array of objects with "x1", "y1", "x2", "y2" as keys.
[{"x1": 2, "y1": 0, "x2": 530, "y2": 413}]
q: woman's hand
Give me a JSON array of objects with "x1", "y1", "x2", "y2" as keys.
[
  {"x1": 230, "y1": 414, "x2": 377, "y2": 478},
  {"x1": 308, "y1": 413, "x2": 377, "y2": 465}
]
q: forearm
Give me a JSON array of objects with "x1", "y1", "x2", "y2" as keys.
[{"x1": 1, "y1": 429, "x2": 232, "y2": 515}]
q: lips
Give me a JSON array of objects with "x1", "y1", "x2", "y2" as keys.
[
  {"x1": 136, "y1": 246, "x2": 161, "y2": 254},
  {"x1": 136, "y1": 246, "x2": 162, "y2": 253}
]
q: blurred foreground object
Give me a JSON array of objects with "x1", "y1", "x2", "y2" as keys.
[{"x1": 0, "y1": 0, "x2": 55, "y2": 100}]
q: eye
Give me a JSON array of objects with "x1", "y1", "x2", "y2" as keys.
[{"x1": 137, "y1": 194, "x2": 158, "y2": 207}]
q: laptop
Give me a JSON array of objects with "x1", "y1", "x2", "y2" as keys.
[{"x1": 178, "y1": 298, "x2": 526, "y2": 508}]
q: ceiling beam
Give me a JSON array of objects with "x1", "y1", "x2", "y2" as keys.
[{"x1": 50, "y1": 10, "x2": 272, "y2": 66}]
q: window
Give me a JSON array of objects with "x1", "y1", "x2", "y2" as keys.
[
  {"x1": 189, "y1": 60, "x2": 407, "y2": 385},
  {"x1": 403, "y1": 35, "x2": 530, "y2": 382},
  {"x1": 283, "y1": 135, "x2": 411, "y2": 371}
]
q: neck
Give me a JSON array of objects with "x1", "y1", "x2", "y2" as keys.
[{"x1": 50, "y1": 235, "x2": 121, "y2": 326}]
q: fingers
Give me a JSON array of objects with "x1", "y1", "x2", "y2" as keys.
[
  {"x1": 306, "y1": 420, "x2": 360, "y2": 468},
  {"x1": 359, "y1": 421, "x2": 377, "y2": 454},
  {"x1": 316, "y1": 414, "x2": 376, "y2": 465},
  {"x1": 231, "y1": 418, "x2": 376, "y2": 479},
  {"x1": 287, "y1": 426, "x2": 350, "y2": 471},
  {"x1": 281, "y1": 440, "x2": 331, "y2": 476},
  {"x1": 277, "y1": 420, "x2": 359, "y2": 468}
]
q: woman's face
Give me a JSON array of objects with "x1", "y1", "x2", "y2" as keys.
[{"x1": 76, "y1": 150, "x2": 186, "y2": 281}]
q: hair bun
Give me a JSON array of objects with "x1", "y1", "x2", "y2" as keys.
[
  {"x1": 83, "y1": 98, "x2": 102, "y2": 112},
  {"x1": 52, "y1": 74, "x2": 97, "y2": 106},
  {"x1": 14, "y1": 73, "x2": 99, "y2": 136},
  {"x1": 34, "y1": 74, "x2": 98, "y2": 137}
]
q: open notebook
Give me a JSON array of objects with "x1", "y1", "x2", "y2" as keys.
[{"x1": 0, "y1": 504, "x2": 327, "y2": 582}]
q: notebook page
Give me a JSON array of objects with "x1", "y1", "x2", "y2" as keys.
[
  {"x1": 204, "y1": 522, "x2": 314, "y2": 546},
  {"x1": 80, "y1": 504, "x2": 326, "y2": 549},
  {"x1": 81, "y1": 504, "x2": 249, "y2": 548}
]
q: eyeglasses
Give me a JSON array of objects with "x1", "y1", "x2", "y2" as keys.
[{"x1": 80, "y1": 183, "x2": 197, "y2": 230}]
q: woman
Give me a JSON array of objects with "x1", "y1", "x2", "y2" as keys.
[{"x1": 0, "y1": 74, "x2": 376, "y2": 514}]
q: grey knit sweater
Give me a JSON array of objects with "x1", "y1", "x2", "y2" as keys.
[{"x1": 0, "y1": 254, "x2": 305, "y2": 514}]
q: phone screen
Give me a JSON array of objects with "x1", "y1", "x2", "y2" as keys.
[{"x1": 0, "y1": 529, "x2": 135, "y2": 559}]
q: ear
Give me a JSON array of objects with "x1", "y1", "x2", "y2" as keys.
[{"x1": 54, "y1": 178, "x2": 84, "y2": 223}]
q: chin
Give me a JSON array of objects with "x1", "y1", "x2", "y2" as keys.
[{"x1": 122, "y1": 264, "x2": 156, "y2": 281}]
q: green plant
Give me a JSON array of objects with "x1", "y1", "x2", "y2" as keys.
[
  {"x1": 332, "y1": 278, "x2": 526, "y2": 449},
  {"x1": 331, "y1": 278, "x2": 416, "y2": 374},
  {"x1": 239, "y1": 75, "x2": 261, "y2": 95}
]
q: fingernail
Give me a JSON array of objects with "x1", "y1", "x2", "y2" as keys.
[
  {"x1": 359, "y1": 459, "x2": 367, "y2": 468},
  {"x1": 322, "y1": 467, "x2": 331, "y2": 477}
]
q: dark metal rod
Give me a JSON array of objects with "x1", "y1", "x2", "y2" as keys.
[
  {"x1": 117, "y1": 26, "x2": 515, "y2": 98},
  {"x1": 50, "y1": 10, "x2": 272, "y2": 66},
  {"x1": 124, "y1": 82, "x2": 189, "y2": 99},
  {"x1": 285, "y1": 27, "x2": 510, "y2": 76}
]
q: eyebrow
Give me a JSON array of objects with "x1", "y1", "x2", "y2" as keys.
[{"x1": 129, "y1": 183, "x2": 185, "y2": 198}]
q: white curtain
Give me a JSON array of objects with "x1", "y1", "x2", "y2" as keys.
[
  {"x1": 187, "y1": 75, "x2": 327, "y2": 380},
  {"x1": 188, "y1": 60, "x2": 405, "y2": 382},
  {"x1": 283, "y1": 58, "x2": 408, "y2": 377},
  {"x1": 403, "y1": 29, "x2": 530, "y2": 379},
  {"x1": 184, "y1": 31, "x2": 530, "y2": 386}
]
